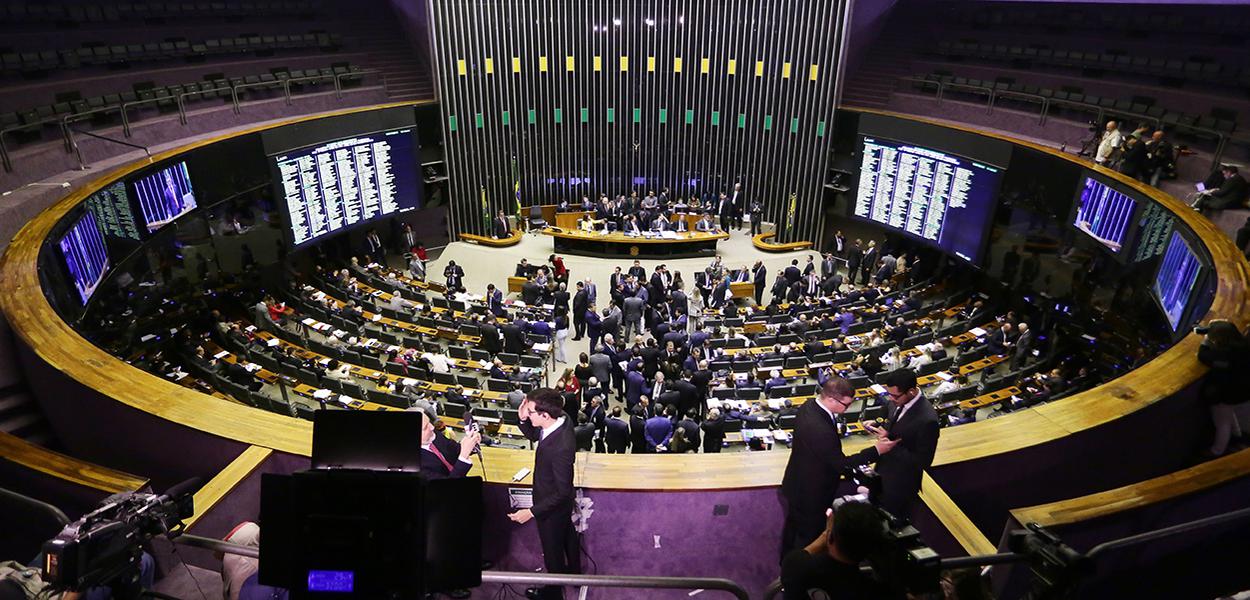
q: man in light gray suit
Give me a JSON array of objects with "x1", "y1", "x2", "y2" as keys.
[
  {"x1": 589, "y1": 346, "x2": 613, "y2": 400},
  {"x1": 623, "y1": 294, "x2": 645, "y2": 340}
]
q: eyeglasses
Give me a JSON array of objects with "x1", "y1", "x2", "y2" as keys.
[{"x1": 886, "y1": 390, "x2": 909, "y2": 399}]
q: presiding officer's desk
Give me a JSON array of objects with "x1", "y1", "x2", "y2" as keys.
[{"x1": 542, "y1": 223, "x2": 728, "y2": 258}]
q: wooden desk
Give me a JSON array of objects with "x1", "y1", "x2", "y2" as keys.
[
  {"x1": 459, "y1": 229, "x2": 522, "y2": 247},
  {"x1": 541, "y1": 227, "x2": 729, "y2": 258},
  {"x1": 753, "y1": 232, "x2": 814, "y2": 252},
  {"x1": 507, "y1": 276, "x2": 526, "y2": 294},
  {"x1": 554, "y1": 211, "x2": 705, "y2": 232},
  {"x1": 729, "y1": 281, "x2": 755, "y2": 299}
]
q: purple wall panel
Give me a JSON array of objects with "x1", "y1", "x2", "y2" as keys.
[
  {"x1": 14, "y1": 338, "x2": 249, "y2": 491},
  {"x1": 931, "y1": 381, "x2": 1209, "y2": 542}
]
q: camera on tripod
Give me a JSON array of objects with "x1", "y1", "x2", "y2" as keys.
[{"x1": 42, "y1": 481, "x2": 196, "y2": 593}]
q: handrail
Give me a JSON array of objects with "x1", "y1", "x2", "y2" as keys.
[
  {"x1": 1, "y1": 69, "x2": 385, "y2": 174},
  {"x1": 173, "y1": 535, "x2": 748, "y2": 599},
  {"x1": 66, "y1": 126, "x2": 151, "y2": 170},
  {"x1": 480, "y1": 572, "x2": 749, "y2": 600},
  {"x1": 0, "y1": 486, "x2": 70, "y2": 527},
  {"x1": 897, "y1": 74, "x2": 1231, "y2": 168}
]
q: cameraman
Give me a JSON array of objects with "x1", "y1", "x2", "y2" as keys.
[
  {"x1": 780, "y1": 501, "x2": 901, "y2": 600},
  {"x1": 1197, "y1": 320, "x2": 1250, "y2": 458}
]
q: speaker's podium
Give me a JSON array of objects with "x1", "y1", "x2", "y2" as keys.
[
  {"x1": 260, "y1": 410, "x2": 483, "y2": 599},
  {"x1": 541, "y1": 225, "x2": 729, "y2": 258}
]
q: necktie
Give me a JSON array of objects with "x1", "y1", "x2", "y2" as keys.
[{"x1": 427, "y1": 443, "x2": 454, "y2": 473}]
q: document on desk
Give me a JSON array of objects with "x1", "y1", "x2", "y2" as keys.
[
  {"x1": 969, "y1": 327, "x2": 988, "y2": 337},
  {"x1": 767, "y1": 399, "x2": 783, "y2": 410},
  {"x1": 869, "y1": 384, "x2": 888, "y2": 395},
  {"x1": 936, "y1": 371, "x2": 954, "y2": 381},
  {"x1": 660, "y1": 231, "x2": 679, "y2": 239},
  {"x1": 313, "y1": 389, "x2": 332, "y2": 399},
  {"x1": 213, "y1": 350, "x2": 229, "y2": 359},
  {"x1": 532, "y1": 343, "x2": 552, "y2": 353},
  {"x1": 371, "y1": 313, "x2": 382, "y2": 322}
]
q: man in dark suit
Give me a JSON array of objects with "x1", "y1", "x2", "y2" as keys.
[
  {"x1": 784, "y1": 260, "x2": 802, "y2": 285},
  {"x1": 1196, "y1": 164, "x2": 1248, "y2": 211},
  {"x1": 780, "y1": 376, "x2": 897, "y2": 558},
  {"x1": 864, "y1": 369, "x2": 940, "y2": 517},
  {"x1": 860, "y1": 242, "x2": 878, "y2": 286},
  {"x1": 605, "y1": 406, "x2": 630, "y2": 453},
  {"x1": 572, "y1": 282, "x2": 589, "y2": 340},
  {"x1": 479, "y1": 316, "x2": 502, "y2": 356},
  {"x1": 444, "y1": 260, "x2": 465, "y2": 292},
  {"x1": 420, "y1": 412, "x2": 480, "y2": 479},
  {"x1": 629, "y1": 404, "x2": 650, "y2": 454},
  {"x1": 493, "y1": 210, "x2": 511, "y2": 239},
  {"x1": 986, "y1": 322, "x2": 1014, "y2": 356},
  {"x1": 510, "y1": 390, "x2": 581, "y2": 599},
  {"x1": 700, "y1": 408, "x2": 725, "y2": 453},
  {"x1": 729, "y1": 183, "x2": 746, "y2": 230},
  {"x1": 846, "y1": 240, "x2": 863, "y2": 279},
  {"x1": 502, "y1": 319, "x2": 529, "y2": 355}
]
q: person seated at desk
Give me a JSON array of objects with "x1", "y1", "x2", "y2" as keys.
[
  {"x1": 622, "y1": 214, "x2": 642, "y2": 235},
  {"x1": 695, "y1": 214, "x2": 718, "y2": 232},
  {"x1": 516, "y1": 258, "x2": 535, "y2": 278},
  {"x1": 580, "y1": 195, "x2": 595, "y2": 211},
  {"x1": 651, "y1": 214, "x2": 671, "y2": 232}
]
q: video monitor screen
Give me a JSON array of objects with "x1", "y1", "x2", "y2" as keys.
[
  {"x1": 133, "y1": 161, "x2": 198, "y2": 233},
  {"x1": 1073, "y1": 176, "x2": 1136, "y2": 253},
  {"x1": 58, "y1": 211, "x2": 110, "y2": 305},
  {"x1": 1153, "y1": 230, "x2": 1203, "y2": 331},
  {"x1": 852, "y1": 136, "x2": 1003, "y2": 264},
  {"x1": 273, "y1": 128, "x2": 420, "y2": 248},
  {"x1": 85, "y1": 181, "x2": 140, "y2": 241}
]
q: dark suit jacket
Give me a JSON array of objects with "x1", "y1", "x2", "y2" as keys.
[
  {"x1": 518, "y1": 418, "x2": 577, "y2": 518},
  {"x1": 781, "y1": 401, "x2": 879, "y2": 522},
  {"x1": 502, "y1": 323, "x2": 527, "y2": 355},
  {"x1": 479, "y1": 322, "x2": 501, "y2": 355},
  {"x1": 605, "y1": 417, "x2": 630, "y2": 452},
  {"x1": 422, "y1": 433, "x2": 472, "y2": 479},
  {"x1": 877, "y1": 395, "x2": 940, "y2": 514},
  {"x1": 494, "y1": 217, "x2": 510, "y2": 238},
  {"x1": 700, "y1": 417, "x2": 725, "y2": 453}
]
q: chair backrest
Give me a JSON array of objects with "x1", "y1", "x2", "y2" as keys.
[
  {"x1": 778, "y1": 414, "x2": 798, "y2": 430},
  {"x1": 529, "y1": 205, "x2": 543, "y2": 218},
  {"x1": 487, "y1": 378, "x2": 511, "y2": 392},
  {"x1": 768, "y1": 386, "x2": 794, "y2": 398}
]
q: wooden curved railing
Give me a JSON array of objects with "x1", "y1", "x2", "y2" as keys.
[
  {"x1": 0, "y1": 430, "x2": 148, "y2": 494},
  {"x1": 459, "y1": 229, "x2": 523, "y2": 247},
  {"x1": 1, "y1": 104, "x2": 1247, "y2": 493},
  {"x1": 752, "y1": 232, "x2": 814, "y2": 252}
]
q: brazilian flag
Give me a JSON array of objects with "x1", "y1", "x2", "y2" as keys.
[
  {"x1": 480, "y1": 186, "x2": 490, "y2": 233},
  {"x1": 512, "y1": 155, "x2": 523, "y2": 231}
]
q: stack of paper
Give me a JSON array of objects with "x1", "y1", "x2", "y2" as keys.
[
  {"x1": 213, "y1": 350, "x2": 229, "y2": 359},
  {"x1": 869, "y1": 384, "x2": 888, "y2": 395},
  {"x1": 313, "y1": 389, "x2": 333, "y2": 399},
  {"x1": 266, "y1": 338, "x2": 280, "y2": 347},
  {"x1": 969, "y1": 327, "x2": 988, "y2": 337}
]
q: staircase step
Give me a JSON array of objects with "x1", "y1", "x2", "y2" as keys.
[{"x1": 1, "y1": 412, "x2": 42, "y2": 436}]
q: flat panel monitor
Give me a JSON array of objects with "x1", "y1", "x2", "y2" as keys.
[
  {"x1": 273, "y1": 127, "x2": 420, "y2": 248},
  {"x1": 84, "y1": 181, "x2": 141, "y2": 241},
  {"x1": 58, "y1": 211, "x2": 110, "y2": 305},
  {"x1": 311, "y1": 409, "x2": 423, "y2": 472},
  {"x1": 132, "y1": 161, "x2": 198, "y2": 233},
  {"x1": 852, "y1": 136, "x2": 1002, "y2": 264},
  {"x1": 1153, "y1": 230, "x2": 1203, "y2": 332},
  {"x1": 1072, "y1": 176, "x2": 1137, "y2": 254}
]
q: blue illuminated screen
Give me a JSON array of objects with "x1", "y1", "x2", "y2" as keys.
[
  {"x1": 133, "y1": 161, "x2": 198, "y2": 233},
  {"x1": 1073, "y1": 177, "x2": 1136, "y2": 253},
  {"x1": 307, "y1": 570, "x2": 354, "y2": 593},
  {"x1": 1153, "y1": 230, "x2": 1202, "y2": 331},
  {"x1": 58, "y1": 211, "x2": 110, "y2": 305}
]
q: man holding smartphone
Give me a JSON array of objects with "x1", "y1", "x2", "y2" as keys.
[{"x1": 510, "y1": 389, "x2": 580, "y2": 599}]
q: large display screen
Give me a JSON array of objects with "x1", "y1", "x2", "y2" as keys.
[
  {"x1": 58, "y1": 211, "x2": 110, "y2": 305},
  {"x1": 1072, "y1": 176, "x2": 1136, "y2": 254},
  {"x1": 133, "y1": 161, "x2": 198, "y2": 233},
  {"x1": 273, "y1": 128, "x2": 420, "y2": 248},
  {"x1": 853, "y1": 136, "x2": 1002, "y2": 264},
  {"x1": 85, "y1": 181, "x2": 141, "y2": 241},
  {"x1": 1153, "y1": 230, "x2": 1203, "y2": 331}
]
